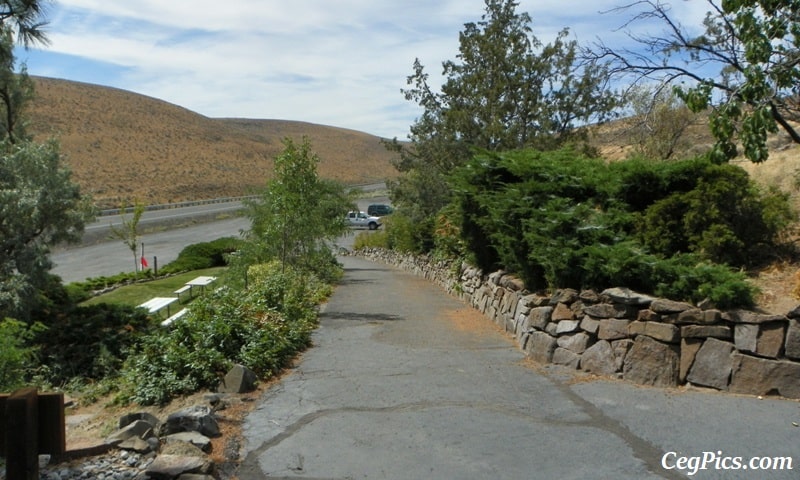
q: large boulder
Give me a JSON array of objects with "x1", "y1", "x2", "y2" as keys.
[
  {"x1": 161, "y1": 405, "x2": 220, "y2": 438},
  {"x1": 218, "y1": 364, "x2": 258, "y2": 394}
]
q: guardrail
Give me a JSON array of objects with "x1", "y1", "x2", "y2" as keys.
[
  {"x1": 98, "y1": 195, "x2": 260, "y2": 216},
  {"x1": 97, "y1": 182, "x2": 387, "y2": 216}
]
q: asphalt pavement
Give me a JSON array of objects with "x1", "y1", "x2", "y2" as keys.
[{"x1": 238, "y1": 255, "x2": 800, "y2": 480}]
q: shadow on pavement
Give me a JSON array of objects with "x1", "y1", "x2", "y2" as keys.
[{"x1": 322, "y1": 312, "x2": 404, "y2": 322}]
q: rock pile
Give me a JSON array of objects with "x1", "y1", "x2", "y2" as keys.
[{"x1": 0, "y1": 364, "x2": 258, "y2": 480}]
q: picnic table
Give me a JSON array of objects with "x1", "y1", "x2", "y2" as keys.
[
  {"x1": 138, "y1": 296, "x2": 178, "y2": 317},
  {"x1": 185, "y1": 275, "x2": 217, "y2": 295}
]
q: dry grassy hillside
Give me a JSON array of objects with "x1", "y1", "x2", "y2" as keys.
[{"x1": 26, "y1": 77, "x2": 401, "y2": 208}]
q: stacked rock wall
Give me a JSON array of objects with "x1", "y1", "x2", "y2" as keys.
[{"x1": 354, "y1": 248, "x2": 800, "y2": 399}]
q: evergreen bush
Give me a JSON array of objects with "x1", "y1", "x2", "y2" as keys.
[{"x1": 449, "y1": 148, "x2": 787, "y2": 306}]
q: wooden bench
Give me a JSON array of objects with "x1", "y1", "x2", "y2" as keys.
[{"x1": 161, "y1": 308, "x2": 189, "y2": 327}]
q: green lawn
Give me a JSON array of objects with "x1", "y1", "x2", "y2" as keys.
[{"x1": 81, "y1": 267, "x2": 228, "y2": 308}]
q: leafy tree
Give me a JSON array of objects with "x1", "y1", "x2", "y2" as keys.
[
  {"x1": 0, "y1": 140, "x2": 95, "y2": 319},
  {"x1": 238, "y1": 137, "x2": 353, "y2": 282},
  {"x1": 386, "y1": 0, "x2": 617, "y2": 248},
  {"x1": 108, "y1": 201, "x2": 145, "y2": 275},
  {"x1": 0, "y1": 2, "x2": 95, "y2": 320},
  {"x1": 0, "y1": 317, "x2": 44, "y2": 390},
  {"x1": 589, "y1": 0, "x2": 800, "y2": 162}
]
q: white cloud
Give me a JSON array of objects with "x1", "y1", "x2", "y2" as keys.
[{"x1": 23, "y1": 1, "x2": 712, "y2": 138}]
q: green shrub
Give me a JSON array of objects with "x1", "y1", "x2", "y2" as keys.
[
  {"x1": 0, "y1": 319, "x2": 45, "y2": 391},
  {"x1": 119, "y1": 262, "x2": 325, "y2": 405},
  {"x1": 448, "y1": 148, "x2": 780, "y2": 306},
  {"x1": 160, "y1": 237, "x2": 244, "y2": 274},
  {"x1": 385, "y1": 210, "x2": 434, "y2": 253},
  {"x1": 33, "y1": 303, "x2": 151, "y2": 385},
  {"x1": 353, "y1": 229, "x2": 390, "y2": 250},
  {"x1": 635, "y1": 161, "x2": 794, "y2": 266}
]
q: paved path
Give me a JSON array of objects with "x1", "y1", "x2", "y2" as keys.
[{"x1": 239, "y1": 256, "x2": 800, "y2": 479}]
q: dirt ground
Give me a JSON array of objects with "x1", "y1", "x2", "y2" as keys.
[{"x1": 62, "y1": 376, "x2": 283, "y2": 471}]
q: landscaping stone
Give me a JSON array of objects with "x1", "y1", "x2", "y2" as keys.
[
  {"x1": 598, "y1": 319, "x2": 631, "y2": 340},
  {"x1": 579, "y1": 315, "x2": 600, "y2": 334},
  {"x1": 555, "y1": 319, "x2": 581, "y2": 335},
  {"x1": 165, "y1": 432, "x2": 213, "y2": 453},
  {"x1": 637, "y1": 309, "x2": 661, "y2": 322},
  {"x1": 681, "y1": 325, "x2": 732, "y2": 339},
  {"x1": 556, "y1": 332, "x2": 591, "y2": 354},
  {"x1": 601, "y1": 287, "x2": 655, "y2": 306},
  {"x1": 785, "y1": 320, "x2": 800, "y2": 360},
  {"x1": 686, "y1": 338, "x2": 734, "y2": 390},
  {"x1": 729, "y1": 353, "x2": 800, "y2": 399},
  {"x1": 627, "y1": 321, "x2": 679, "y2": 343},
  {"x1": 623, "y1": 336, "x2": 679, "y2": 387},
  {"x1": 680, "y1": 338, "x2": 703, "y2": 383},
  {"x1": 552, "y1": 348, "x2": 581, "y2": 369},
  {"x1": 551, "y1": 302, "x2": 574, "y2": 321},
  {"x1": 119, "y1": 412, "x2": 160, "y2": 431},
  {"x1": 650, "y1": 299, "x2": 693, "y2": 314},
  {"x1": 526, "y1": 331, "x2": 557, "y2": 364},
  {"x1": 550, "y1": 288, "x2": 579, "y2": 305},
  {"x1": 528, "y1": 306, "x2": 552, "y2": 330},
  {"x1": 727, "y1": 310, "x2": 787, "y2": 324},
  {"x1": 580, "y1": 340, "x2": 618, "y2": 376},
  {"x1": 611, "y1": 339, "x2": 633, "y2": 372},
  {"x1": 218, "y1": 364, "x2": 258, "y2": 394},
  {"x1": 584, "y1": 303, "x2": 631, "y2": 319},
  {"x1": 735, "y1": 322, "x2": 786, "y2": 359},
  {"x1": 106, "y1": 420, "x2": 156, "y2": 445},
  {"x1": 676, "y1": 308, "x2": 706, "y2": 324},
  {"x1": 161, "y1": 406, "x2": 220, "y2": 438},
  {"x1": 145, "y1": 454, "x2": 211, "y2": 480}
]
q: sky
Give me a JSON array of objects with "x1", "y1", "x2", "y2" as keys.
[{"x1": 15, "y1": 0, "x2": 711, "y2": 139}]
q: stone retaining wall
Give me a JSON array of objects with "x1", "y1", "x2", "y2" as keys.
[{"x1": 353, "y1": 248, "x2": 800, "y2": 399}]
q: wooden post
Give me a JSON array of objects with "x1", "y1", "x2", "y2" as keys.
[
  {"x1": 37, "y1": 392, "x2": 66, "y2": 455},
  {"x1": 1, "y1": 389, "x2": 64, "y2": 478},
  {"x1": 5, "y1": 387, "x2": 39, "y2": 480}
]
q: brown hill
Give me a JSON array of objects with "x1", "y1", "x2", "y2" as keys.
[{"x1": 26, "y1": 76, "x2": 402, "y2": 208}]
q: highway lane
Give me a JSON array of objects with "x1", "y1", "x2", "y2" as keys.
[
  {"x1": 51, "y1": 196, "x2": 387, "y2": 283},
  {"x1": 51, "y1": 217, "x2": 250, "y2": 283}
]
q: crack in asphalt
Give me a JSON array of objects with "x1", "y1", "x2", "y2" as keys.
[{"x1": 240, "y1": 393, "x2": 683, "y2": 479}]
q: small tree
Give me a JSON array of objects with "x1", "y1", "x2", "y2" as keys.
[
  {"x1": 0, "y1": 140, "x2": 95, "y2": 319},
  {"x1": 622, "y1": 83, "x2": 700, "y2": 160},
  {"x1": 239, "y1": 137, "x2": 354, "y2": 282},
  {"x1": 108, "y1": 201, "x2": 145, "y2": 275}
]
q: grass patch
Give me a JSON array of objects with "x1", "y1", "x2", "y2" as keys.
[{"x1": 81, "y1": 267, "x2": 227, "y2": 307}]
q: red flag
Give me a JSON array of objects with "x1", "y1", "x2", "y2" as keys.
[{"x1": 140, "y1": 256, "x2": 149, "y2": 268}]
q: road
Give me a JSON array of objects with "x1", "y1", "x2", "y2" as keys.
[
  {"x1": 51, "y1": 197, "x2": 386, "y2": 283},
  {"x1": 238, "y1": 255, "x2": 800, "y2": 479}
]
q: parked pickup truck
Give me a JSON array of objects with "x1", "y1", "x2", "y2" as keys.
[{"x1": 346, "y1": 211, "x2": 381, "y2": 230}]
